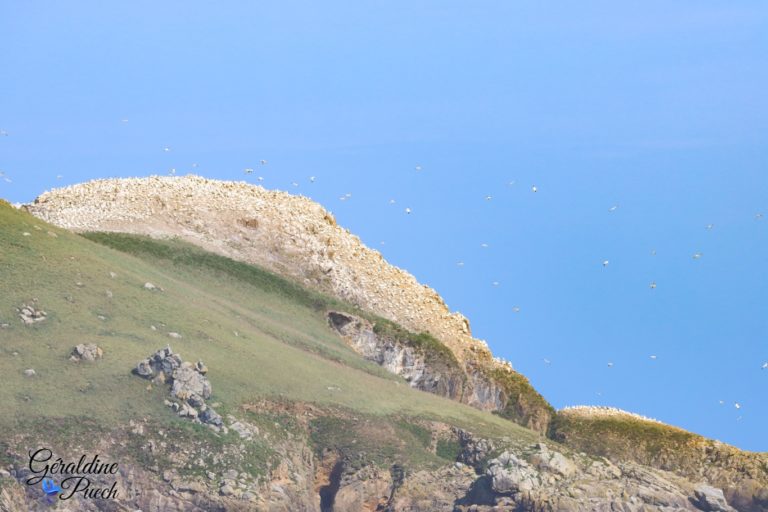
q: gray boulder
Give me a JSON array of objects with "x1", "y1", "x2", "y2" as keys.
[
  {"x1": 199, "y1": 407, "x2": 223, "y2": 427},
  {"x1": 135, "y1": 345, "x2": 183, "y2": 379},
  {"x1": 529, "y1": 443, "x2": 577, "y2": 478},
  {"x1": 70, "y1": 343, "x2": 103, "y2": 362},
  {"x1": 171, "y1": 365, "x2": 212, "y2": 400},
  {"x1": 486, "y1": 451, "x2": 539, "y2": 494},
  {"x1": 691, "y1": 484, "x2": 736, "y2": 511},
  {"x1": 135, "y1": 358, "x2": 154, "y2": 378}
]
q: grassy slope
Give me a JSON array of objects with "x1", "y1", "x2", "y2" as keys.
[
  {"x1": 0, "y1": 201, "x2": 538, "y2": 447},
  {"x1": 550, "y1": 413, "x2": 702, "y2": 465}
]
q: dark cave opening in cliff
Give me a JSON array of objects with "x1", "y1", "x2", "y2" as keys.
[{"x1": 319, "y1": 459, "x2": 344, "y2": 512}]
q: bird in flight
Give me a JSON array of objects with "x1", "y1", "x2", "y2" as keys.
[
  {"x1": 706, "y1": 224, "x2": 714, "y2": 230},
  {"x1": 692, "y1": 252, "x2": 703, "y2": 260},
  {"x1": 485, "y1": 195, "x2": 492, "y2": 201},
  {"x1": 609, "y1": 205, "x2": 619, "y2": 212},
  {"x1": 404, "y1": 207, "x2": 412, "y2": 214},
  {"x1": 309, "y1": 176, "x2": 316, "y2": 183},
  {"x1": 260, "y1": 160, "x2": 268, "y2": 165},
  {"x1": 602, "y1": 260, "x2": 610, "y2": 267},
  {"x1": 734, "y1": 402, "x2": 741, "y2": 410},
  {"x1": 531, "y1": 185, "x2": 538, "y2": 193},
  {"x1": 650, "y1": 355, "x2": 657, "y2": 360},
  {"x1": 649, "y1": 281, "x2": 657, "y2": 289},
  {"x1": 415, "y1": 165, "x2": 422, "y2": 171},
  {"x1": 163, "y1": 146, "x2": 170, "y2": 152},
  {"x1": 761, "y1": 362, "x2": 767, "y2": 370},
  {"x1": 244, "y1": 168, "x2": 254, "y2": 174}
]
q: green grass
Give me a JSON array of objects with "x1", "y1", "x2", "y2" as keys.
[
  {"x1": 82, "y1": 231, "x2": 346, "y2": 314},
  {"x1": 436, "y1": 439, "x2": 462, "y2": 461},
  {"x1": 87, "y1": 232, "x2": 464, "y2": 377},
  {"x1": 396, "y1": 419, "x2": 433, "y2": 450},
  {"x1": 309, "y1": 413, "x2": 444, "y2": 470},
  {"x1": 548, "y1": 412, "x2": 704, "y2": 468},
  {"x1": 0, "y1": 202, "x2": 540, "y2": 469}
]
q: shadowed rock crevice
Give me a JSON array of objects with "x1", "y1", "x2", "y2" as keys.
[{"x1": 318, "y1": 459, "x2": 344, "y2": 512}]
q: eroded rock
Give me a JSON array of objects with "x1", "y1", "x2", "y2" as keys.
[
  {"x1": 692, "y1": 484, "x2": 736, "y2": 512},
  {"x1": 486, "y1": 451, "x2": 539, "y2": 494},
  {"x1": 132, "y1": 346, "x2": 220, "y2": 427},
  {"x1": 17, "y1": 301, "x2": 47, "y2": 326},
  {"x1": 70, "y1": 343, "x2": 104, "y2": 362}
]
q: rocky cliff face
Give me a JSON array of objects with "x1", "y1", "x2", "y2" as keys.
[
  {"x1": 326, "y1": 310, "x2": 553, "y2": 435},
  {"x1": 327, "y1": 311, "x2": 466, "y2": 402},
  {"x1": 0, "y1": 415, "x2": 746, "y2": 512},
  {"x1": 551, "y1": 407, "x2": 768, "y2": 512}
]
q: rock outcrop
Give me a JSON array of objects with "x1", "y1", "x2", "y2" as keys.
[
  {"x1": 450, "y1": 438, "x2": 735, "y2": 511},
  {"x1": 327, "y1": 310, "x2": 554, "y2": 434},
  {"x1": 133, "y1": 346, "x2": 222, "y2": 428},
  {"x1": 16, "y1": 300, "x2": 47, "y2": 326},
  {"x1": 327, "y1": 311, "x2": 466, "y2": 402},
  {"x1": 69, "y1": 343, "x2": 103, "y2": 362},
  {"x1": 551, "y1": 407, "x2": 768, "y2": 512}
]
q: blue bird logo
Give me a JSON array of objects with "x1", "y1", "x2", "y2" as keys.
[{"x1": 41, "y1": 477, "x2": 61, "y2": 498}]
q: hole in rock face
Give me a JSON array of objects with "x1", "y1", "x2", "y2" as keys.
[
  {"x1": 327, "y1": 311, "x2": 354, "y2": 331},
  {"x1": 319, "y1": 459, "x2": 344, "y2": 512}
]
